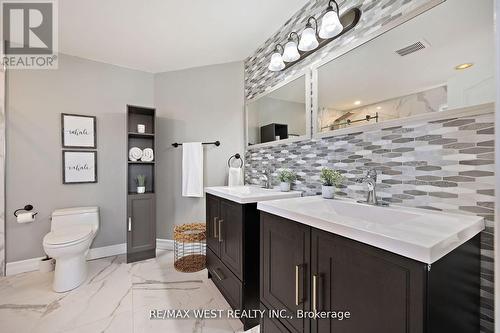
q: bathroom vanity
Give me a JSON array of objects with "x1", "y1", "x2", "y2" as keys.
[
  {"x1": 204, "y1": 186, "x2": 301, "y2": 330},
  {"x1": 258, "y1": 196, "x2": 485, "y2": 333}
]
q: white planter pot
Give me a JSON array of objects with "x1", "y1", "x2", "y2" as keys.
[
  {"x1": 280, "y1": 182, "x2": 291, "y2": 192},
  {"x1": 137, "y1": 186, "x2": 146, "y2": 194},
  {"x1": 39, "y1": 258, "x2": 55, "y2": 273},
  {"x1": 137, "y1": 124, "x2": 146, "y2": 133},
  {"x1": 322, "y1": 185, "x2": 335, "y2": 199}
]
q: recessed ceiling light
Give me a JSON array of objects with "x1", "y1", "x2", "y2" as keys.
[
  {"x1": 376, "y1": 106, "x2": 382, "y2": 110},
  {"x1": 455, "y1": 63, "x2": 474, "y2": 70},
  {"x1": 354, "y1": 101, "x2": 362, "y2": 106}
]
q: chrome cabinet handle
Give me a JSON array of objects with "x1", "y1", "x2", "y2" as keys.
[
  {"x1": 213, "y1": 268, "x2": 225, "y2": 281},
  {"x1": 295, "y1": 265, "x2": 301, "y2": 306},
  {"x1": 213, "y1": 217, "x2": 218, "y2": 238},
  {"x1": 128, "y1": 217, "x2": 132, "y2": 232},
  {"x1": 313, "y1": 274, "x2": 318, "y2": 313},
  {"x1": 218, "y1": 219, "x2": 223, "y2": 242}
]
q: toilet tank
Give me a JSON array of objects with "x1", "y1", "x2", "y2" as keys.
[{"x1": 51, "y1": 207, "x2": 99, "y2": 232}]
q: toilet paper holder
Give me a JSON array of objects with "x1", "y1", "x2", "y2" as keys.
[{"x1": 14, "y1": 204, "x2": 38, "y2": 218}]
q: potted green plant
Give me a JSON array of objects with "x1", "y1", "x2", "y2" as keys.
[
  {"x1": 137, "y1": 174, "x2": 146, "y2": 194},
  {"x1": 277, "y1": 169, "x2": 297, "y2": 192},
  {"x1": 320, "y1": 168, "x2": 344, "y2": 199}
]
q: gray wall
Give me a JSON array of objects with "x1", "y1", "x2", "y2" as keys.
[
  {"x1": 154, "y1": 61, "x2": 244, "y2": 239},
  {"x1": 6, "y1": 54, "x2": 154, "y2": 262}
]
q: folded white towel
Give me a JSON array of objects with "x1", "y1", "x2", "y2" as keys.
[
  {"x1": 228, "y1": 167, "x2": 244, "y2": 187},
  {"x1": 182, "y1": 142, "x2": 204, "y2": 197}
]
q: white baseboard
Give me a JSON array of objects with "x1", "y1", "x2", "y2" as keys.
[
  {"x1": 87, "y1": 243, "x2": 127, "y2": 260},
  {"x1": 6, "y1": 243, "x2": 127, "y2": 276},
  {"x1": 6, "y1": 256, "x2": 45, "y2": 276},
  {"x1": 156, "y1": 239, "x2": 174, "y2": 251}
]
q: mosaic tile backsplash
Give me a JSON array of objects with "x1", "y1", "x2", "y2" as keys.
[{"x1": 244, "y1": 109, "x2": 495, "y2": 332}]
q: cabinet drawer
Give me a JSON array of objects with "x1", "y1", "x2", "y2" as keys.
[{"x1": 207, "y1": 248, "x2": 242, "y2": 310}]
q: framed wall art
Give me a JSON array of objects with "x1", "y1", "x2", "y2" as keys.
[
  {"x1": 61, "y1": 113, "x2": 97, "y2": 149},
  {"x1": 62, "y1": 151, "x2": 97, "y2": 184}
]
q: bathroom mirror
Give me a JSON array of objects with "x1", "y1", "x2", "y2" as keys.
[
  {"x1": 246, "y1": 73, "x2": 310, "y2": 147},
  {"x1": 313, "y1": 0, "x2": 494, "y2": 136}
]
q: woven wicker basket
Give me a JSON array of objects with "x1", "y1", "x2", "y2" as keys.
[{"x1": 174, "y1": 223, "x2": 206, "y2": 273}]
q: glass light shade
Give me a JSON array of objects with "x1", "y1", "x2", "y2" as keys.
[
  {"x1": 282, "y1": 41, "x2": 300, "y2": 62},
  {"x1": 319, "y1": 10, "x2": 343, "y2": 39},
  {"x1": 268, "y1": 52, "x2": 285, "y2": 71},
  {"x1": 298, "y1": 27, "x2": 319, "y2": 52}
]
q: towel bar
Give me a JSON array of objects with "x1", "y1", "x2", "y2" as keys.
[{"x1": 172, "y1": 141, "x2": 220, "y2": 148}]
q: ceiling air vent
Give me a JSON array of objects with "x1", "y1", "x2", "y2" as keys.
[{"x1": 395, "y1": 40, "x2": 429, "y2": 57}]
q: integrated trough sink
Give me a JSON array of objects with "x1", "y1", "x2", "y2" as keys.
[{"x1": 258, "y1": 196, "x2": 485, "y2": 264}]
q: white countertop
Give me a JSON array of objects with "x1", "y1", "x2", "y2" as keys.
[
  {"x1": 205, "y1": 186, "x2": 302, "y2": 204},
  {"x1": 257, "y1": 196, "x2": 485, "y2": 264}
]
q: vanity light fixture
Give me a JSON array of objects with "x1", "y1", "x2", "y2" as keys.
[
  {"x1": 298, "y1": 17, "x2": 320, "y2": 52},
  {"x1": 455, "y1": 63, "x2": 474, "y2": 70},
  {"x1": 283, "y1": 32, "x2": 301, "y2": 62},
  {"x1": 267, "y1": 2, "x2": 361, "y2": 72},
  {"x1": 268, "y1": 44, "x2": 286, "y2": 72},
  {"x1": 319, "y1": 1, "x2": 343, "y2": 39}
]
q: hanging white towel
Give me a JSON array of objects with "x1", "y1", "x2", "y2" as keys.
[
  {"x1": 182, "y1": 142, "x2": 204, "y2": 197},
  {"x1": 228, "y1": 167, "x2": 244, "y2": 187}
]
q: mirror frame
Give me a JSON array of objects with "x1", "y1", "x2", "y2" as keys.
[
  {"x1": 245, "y1": 70, "x2": 312, "y2": 149},
  {"x1": 311, "y1": 0, "x2": 451, "y2": 139}
]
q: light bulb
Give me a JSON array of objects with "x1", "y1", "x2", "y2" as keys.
[
  {"x1": 283, "y1": 41, "x2": 300, "y2": 62},
  {"x1": 298, "y1": 27, "x2": 319, "y2": 52},
  {"x1": 268, "y1": 52, "x2": 285, "y2": 72},
  {"x1": 319, "y1": 10, "x2": 343, "y2": 39}
]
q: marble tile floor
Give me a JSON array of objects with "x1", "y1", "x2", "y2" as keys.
[{"x1": 0, "y1": 251, "x2": 260, "y2": 333}]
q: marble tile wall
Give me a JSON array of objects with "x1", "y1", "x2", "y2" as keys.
[
  {"x1": 244, "y1": 110, "x2": 495, "y2": 332},
  {"x1": 318, "y1": 86, "x2": 447, "y2": 131}
]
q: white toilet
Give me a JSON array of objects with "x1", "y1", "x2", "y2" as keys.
[{"x1": 43, "y1": 206, "x2": 99, "y2": 292}]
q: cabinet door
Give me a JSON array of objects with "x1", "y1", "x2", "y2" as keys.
[
  {"x1": 127, "y1": 194, "x2": 156, "y2": 255},
  {"x1": 219, "y1": 199, "x2": 243, "y2": 280},
  {"x1": 261, "y1": 213, "x2": 310, "y2": 333},
  {"x1": 206, "y1": 194, "x2": 221, "y2": 256},
  {"x1": 311, "y1": 229, "x2": 426, "y2": 333}
]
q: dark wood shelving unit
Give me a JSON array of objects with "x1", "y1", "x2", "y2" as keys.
[
  {"x1": 128, "y1": 132, "x2": 155, "y2": 139},
  {"x1": 126, "y1": 105, "x2": 156, "y2": 263},
  {"x1": 128, "y1": 161, "x2": 155, "y2": 165}
]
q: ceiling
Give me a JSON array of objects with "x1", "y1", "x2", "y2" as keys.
[
  {"x1": 318, "y1": 0, "x2": 494, "y2": 111},
  {"x1": 59, "y1": 0, "x2": 308, "y2": 73}
]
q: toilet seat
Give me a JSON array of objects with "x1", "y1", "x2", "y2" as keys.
[{"x1": 43, "y1": 225, "x2": 93, "y2": 247}]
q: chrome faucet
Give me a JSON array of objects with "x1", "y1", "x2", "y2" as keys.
[
  {"x1": 356, "y1": 169, "x2": 388, "y2": 206},
  {"x1": 260, "y1": 168, "x2": 273, "y2": 189}
]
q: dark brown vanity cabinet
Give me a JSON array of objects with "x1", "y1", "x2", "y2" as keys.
[
  {"x1": 206, "y1": 194, "x2": 260, "y2": 330},
  {"x1": 260, "y1": 212, "x2": 311, "y2": 333},
  {"x1": 260, "y1": 212, "x2": 480, "y2": 333}
]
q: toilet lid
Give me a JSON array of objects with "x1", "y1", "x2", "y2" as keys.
[{"x1": 44, "y1": 225, "x2": 93, "y2": 245}]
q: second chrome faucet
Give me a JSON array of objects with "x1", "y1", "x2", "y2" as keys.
[{"x1": 356, "y1": 169, "x2": 388, "y2": 206}]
